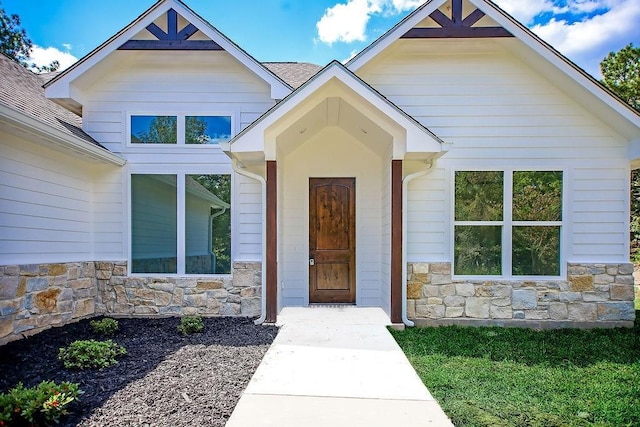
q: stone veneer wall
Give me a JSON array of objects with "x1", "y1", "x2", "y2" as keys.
[
  {"x1": 0, "y1": 261, "x2": 262, "y2": 345},
  {"x1": 96, "y1": 261, "x2": 261, "y2": 317},
  {"x1": 0, "y1": 263, "x2": 98, "y2": 345},
  {"x1": 407, "y1": 262, "x2": 636, "y2": 327}
]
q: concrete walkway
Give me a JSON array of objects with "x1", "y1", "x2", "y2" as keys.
[{"x1": 226, "y1": 306, "x2": 453, "y2": 426}]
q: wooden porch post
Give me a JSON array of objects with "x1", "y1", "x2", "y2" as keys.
[
  {"x1": 391, "y1": 159, "x2": 403, "y2": 323},
  {"x1": 266, "y1": 160, "x2": 278, "y2": 323}
]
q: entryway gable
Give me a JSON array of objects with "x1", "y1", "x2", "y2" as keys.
[{"x1": 225, "y1": 60, "x2": 446, "y2": 166}]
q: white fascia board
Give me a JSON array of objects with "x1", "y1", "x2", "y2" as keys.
[
  {"x1": 467, "y1": 0, "x2": 640, "y2": 131},
  {"x1": 0, "y1": 105, "x2": 126, "y2": 166},
  {"x1": 347, "y1": 0, "x2": 444, "y2": 72}
]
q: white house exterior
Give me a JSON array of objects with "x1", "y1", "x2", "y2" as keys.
[{"x1": 1, "y1": 0, "x2": 639, "y2": 343}]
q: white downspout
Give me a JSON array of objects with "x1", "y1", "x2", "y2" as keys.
[
  {"x1": 231, "y1": 158, "x2": 268, "y2": 325},
  {"x1": 401, "y1": 160, "x2": 436, "y2": 327}
]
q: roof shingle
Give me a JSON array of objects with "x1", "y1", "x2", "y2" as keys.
[
  {"x1": 0, "y1": 54, "x2": 101, "y2": 147},
  {"x1": 263, "y1": 62, "x2": 322, "y2": 89}
]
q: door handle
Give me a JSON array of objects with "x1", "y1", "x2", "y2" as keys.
[{"x1": 309, "y1": 258, "x2": 315, "y2": 266}]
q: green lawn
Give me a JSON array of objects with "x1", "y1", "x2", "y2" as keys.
[{"x1": 391, "y1": 313, "x2": 640, "y2": 427}]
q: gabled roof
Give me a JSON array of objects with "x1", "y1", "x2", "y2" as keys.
[
  {"x1": 227, "y1": 60, "x2": 447, "y2": 162},
  {"x1": 0, "y1": 54, "x2": 124, "y2": 165},
  {"x1": 44, "y1": 0, "x2": 292, "y2": 104},
  {"x1": 263, "y1": 62, "x2": 323, "y2": 88},
  {"x1": 346, "y1": 0, "x2": 640, "y2": 139}
]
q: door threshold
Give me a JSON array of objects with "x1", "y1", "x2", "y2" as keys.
[{"x1": 308, "y1": 303, "x2": 356, "y2": 307}]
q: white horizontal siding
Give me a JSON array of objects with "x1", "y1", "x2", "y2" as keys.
[
  {"x1": 235, "y1": 175, "x2": 263, "y2": 261},
  {"x1": 0, "y1": 133, "x2": 94, "y2": 264},
  {"x1": 82, "y1": 52, "x2": 275, "y2": 156},
  {"x1": 360, "y1": 41, "x2": 630, "y2": 265}
]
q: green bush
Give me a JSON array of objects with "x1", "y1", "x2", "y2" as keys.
[
  {"x1": 0, "y1": 380, "x2": 81, "y2": 426},
  {"x1": 58, "y1": 339, "x2": 126, "y2": 370},
  {"x1": 178, "y1": 316, "x2": 204, "y2": 335},
  {"x1": 90, "y1": 317, "x2": 119, "y2": 336}
]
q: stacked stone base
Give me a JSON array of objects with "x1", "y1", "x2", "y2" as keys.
[
  {"x1": 0, "y1": 261, "x2": 262, "y2": 345},
  {"x1": 408, "y1": 262, "x2": 636, "y2": 328}
]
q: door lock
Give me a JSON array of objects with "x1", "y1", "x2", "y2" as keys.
[{"x1": 309, "y1": 258, "x2": 315, "y2": 266}]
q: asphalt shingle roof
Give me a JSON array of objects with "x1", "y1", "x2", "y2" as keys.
[
  {"x1": 263, "y1": 62, "x2": 322, "y2": 89},
  {"x1": 0, "y1": 54, "x2": 101, "y2": 147}
]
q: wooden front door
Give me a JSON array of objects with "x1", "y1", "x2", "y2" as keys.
[{"x1": 309, "y1": 178, "x2": 356, "y2": 304}]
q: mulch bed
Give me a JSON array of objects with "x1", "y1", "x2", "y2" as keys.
[{"x1": 0, "y1": 317, "x2": 278, "y2": 426}]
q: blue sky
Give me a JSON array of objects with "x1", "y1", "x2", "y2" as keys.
[{"x1": 3, "y1": 0, "x2": 639, "y2": 77}]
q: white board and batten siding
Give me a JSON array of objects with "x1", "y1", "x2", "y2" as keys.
[
  {"x1": 81, "y1": 52, "x2": 276, "y2": 263},
  {"x1": 359, "y1": 40, "x2": 631, "y2": 266},
  {"x1": 0, "y1": 132, "x2": 108, "y2": 265}
]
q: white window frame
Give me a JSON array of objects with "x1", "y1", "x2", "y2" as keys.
[
  {"x1": 127, "y1": 166, "x2": 234, "y2": 277},
  {"x1": 126, "y1": 112, "x2": 236, "y2": 147},
  {"x1": 451, "y1": 168, "x2": 566, "y2": 280}
]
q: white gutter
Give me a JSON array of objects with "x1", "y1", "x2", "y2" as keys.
[
  {"x1": 401, "y1": 160, "x2": 436, "y2": 327},
  {"x1": 231, "y1": 158, "x2": 268, "y2": 325},
  {"x1": 0, "y1": 104, "x2": 126, "y2": 166}
]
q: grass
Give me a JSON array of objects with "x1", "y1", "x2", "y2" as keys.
[{"x1": 391, "y1": 312, "x2": 640, "y2": 427}]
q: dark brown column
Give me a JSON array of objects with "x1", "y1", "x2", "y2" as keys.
[
  {"x1": 391, "y1": 159, "x2": 403, "y2": 324},
  {"x1": 266, "y1": 160, "x2": 278, "y2": 323}
]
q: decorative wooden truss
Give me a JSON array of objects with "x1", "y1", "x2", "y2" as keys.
[
  {"x1": 119, "y1": 9, "x2": 223, "y2": 50},
  {"x1": 401, "y1": 0, "x2": 513, "y2": 39}
]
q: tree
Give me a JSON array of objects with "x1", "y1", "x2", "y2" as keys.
[
  {"x1": 601, "y1": 44, "x2": 639, "y2": 112},
  {"x1": 0, "y1": 2, "x2": 59, "y2": 72},
  {"x1": 600, "y1": 44, "x2": 640, "y2": 262}
]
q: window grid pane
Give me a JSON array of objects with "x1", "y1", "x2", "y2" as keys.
[
  {"x1": 131, "y1": 116, "x2": 177, "y2": 144},
  {"x1": 512, "y1": 226, "x2": 561, "y2": 276},
  {"x1": 454, "y1": 225, "x2": 502, "y2": 275},
  {"x1": 185, "y1": 116, "x2": 232, "y2": 144},
  {"x1": 455, "y1": 171, "x2": 503, "y2": 221},
  {"x1": 131, "y1": 175, "x2": 177, "y2": 273},
  {"x1": 185, "y1": 175, "x2": 231, "y2": 274},
  {"x1": 513, "y1": 171, "x2": 562, "y2": 221}
]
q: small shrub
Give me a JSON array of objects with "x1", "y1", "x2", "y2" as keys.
[
  {"x1": 90, "y1": 317, "x2": 119, "y2": 336},
  {"x1": 0, "y1": 380, "x2": 81, "y2": 426},
  {"x1": 178, "y1": 316, "x2": 204, "y2": 335},
  {"x1": 58, "y1": 339, "x2": 126, "y2": 370}
]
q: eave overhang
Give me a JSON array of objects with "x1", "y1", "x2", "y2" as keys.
[{"x1": 0, "y1": 104, "x2": 126, "y2": 166}]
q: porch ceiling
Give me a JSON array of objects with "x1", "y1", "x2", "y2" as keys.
[{"x1": 276, "y1": 96, "x2": 393, "y2": 158}]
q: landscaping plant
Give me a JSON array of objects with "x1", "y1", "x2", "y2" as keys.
[
  {"x1": 90, "y1": 317, "x2": 119, "y2": 336},
  {"x1": 178, "y1": 316, "x2": 204, "y2": 335},
  {"x1": 0, "y1": 380, "x2": 81, "y2": 426},
  {"x1": 58, "y1": 339, "x2": 126, "y2": 370}
]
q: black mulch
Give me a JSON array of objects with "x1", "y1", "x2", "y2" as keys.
[{"x1": 0, "y1": 317, "x2": 279, "y2": 426}]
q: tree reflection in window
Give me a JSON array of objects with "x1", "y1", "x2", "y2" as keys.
[
  {"x1": 131, "y1": 116, "x2": 177, "y2": 144},
  {"x1": 186, "y1": 116, "x2": 231, "y2": 144}
]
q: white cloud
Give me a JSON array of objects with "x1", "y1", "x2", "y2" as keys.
[
  {"x1": 525, "y1": 0, "x2": 640, "y2": 76},
  {"x1": 316, "y1": 0, "x2": 425, "y2": 45},
  {"x1": 493, "y1": 0, "x2": 555, "y2": 25},
  {"x1": 29, "y1": 45, "x2": 78, "y2": 72}
]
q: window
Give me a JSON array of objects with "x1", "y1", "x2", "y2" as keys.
[
  {"x1": 131, "y1": 174, "x2": 231, "y2": 275},
  {"x1": 186, "y1": 116, "x2": 231, "y2": 144},
  {"x1": 131, "y1": 116, "x2": 177, "y2": 144},
  {"x1": 131, "y1": 115, "x2": 232, "y2": 145},
  {"x1": 454, "y1": 171, "x2": 562, "y2": 277}
]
